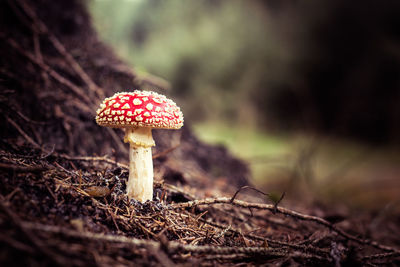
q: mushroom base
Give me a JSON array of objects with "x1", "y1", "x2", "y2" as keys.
[{"x1": 126, "y1": 144, "x2": 154, "y2": 202}]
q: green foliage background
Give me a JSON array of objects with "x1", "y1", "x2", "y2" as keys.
[{"x1": 90, "y1": 0, "x2": 295, "y2": 128}]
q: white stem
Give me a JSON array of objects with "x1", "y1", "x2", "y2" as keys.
[
  {"x1": 127, "y1": 144, "x2": 153, "y2": 202},
  {"x1": 124, "y1": 127, "x2": 155, "y2": 202}
]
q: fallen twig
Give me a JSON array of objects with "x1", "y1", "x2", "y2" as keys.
[
  {"x1": 20, "y1": 222, "x2": 295, "y2": 258},
  {"x1": 171, "y1": 197, "x2": 400, "y2": 253},
  {"x1": 0, "y1": 163, "x2": 47, "y2": 173},
  {"x1": 230, "y1": 185, "x2": 270, "y2": 203},
  {"x1": 230, "y1": 185, "x2": 285, "y2": 213},
  {"x1": 362, "y1": 251, "x2": 400, "y2": 261}
]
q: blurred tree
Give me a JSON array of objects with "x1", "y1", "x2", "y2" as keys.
[{"x1": 258, "y1": 0, "x2": 400, "y2": 144}]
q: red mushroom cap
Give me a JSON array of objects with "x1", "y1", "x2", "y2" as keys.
[{"x1": 95, "y1": 91, "x2": 183, "y2": 129}]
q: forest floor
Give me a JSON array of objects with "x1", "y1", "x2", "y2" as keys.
[{"x1": 1, "y1": 145, "x2": 400, "y2": 266}]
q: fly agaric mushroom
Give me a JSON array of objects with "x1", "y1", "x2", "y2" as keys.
[{"x1": 95, "y1": 90, "x2": 183, "y2": 202}]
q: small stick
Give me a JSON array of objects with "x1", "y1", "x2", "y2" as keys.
[
  {"x1": 7, "y1": 117, "x2": 41, "y2": 149},
  {"x1": 33, "y1": 31, "x2": 50, "y2": 88},
  {"x1": 362, "y1": 251, "x2": 400, "y2": 261},
  {"x1": 230, "y1": 185, "x2": 270, "y2": 203},
  {"x1": 0, "y1": 163, "x2": 47, "y2": 173}
]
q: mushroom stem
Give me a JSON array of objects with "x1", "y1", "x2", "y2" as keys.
[{"x1": 124, "y1": 127, "x2": 155, "y2": 202}]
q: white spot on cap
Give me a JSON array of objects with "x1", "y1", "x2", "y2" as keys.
[
  {"x1": 143, "y1": 112, "x2": 150, "y2": 117},
  {"x1": 146, "y1": 103, "x2": 153, "y2": 111},
  {"x1": 155, "y1": 107, "x2": 161, "y2": 112},
  {"x1": 111, "y1": 110, "x2": 116, "y2": 115},
  {"x1": 113, "y1": 103, "x2": 121, "y2": 108},
  {"x1": 133, "y1": 109, "x2": 143, "y2": 115},
  {"x1": 121, "y1": 103, "x2": 130, "y2": 109},
  {"x1": 135, "y1": 115, "x2": 143, "y2": 122},
  {"x1": 104, "y1": 109, "x2": 110, "y2": 115},
  {"x1": 133, "y1": 99, "x2": 142, "y2": 105},
  {"x1": 127, "y1": 111, "x2": 133, "y2": 116},
  {"x1": 142, "y1": 97, "x2": 148, "y2": 102},
  {"x1": 119, "y1": 115, "x2": 124, "y2": 120},
  {"x1": 113, "y1": 116, "x2": 118, "y2": 121}
]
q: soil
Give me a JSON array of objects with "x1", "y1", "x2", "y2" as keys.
[{"x1": 0, "y1": 0, "x2": 399, "y2": 266}]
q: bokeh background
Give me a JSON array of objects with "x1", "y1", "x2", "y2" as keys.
[{"x1": 89, "y1": 0, "x2": 400, "y2": 210}]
